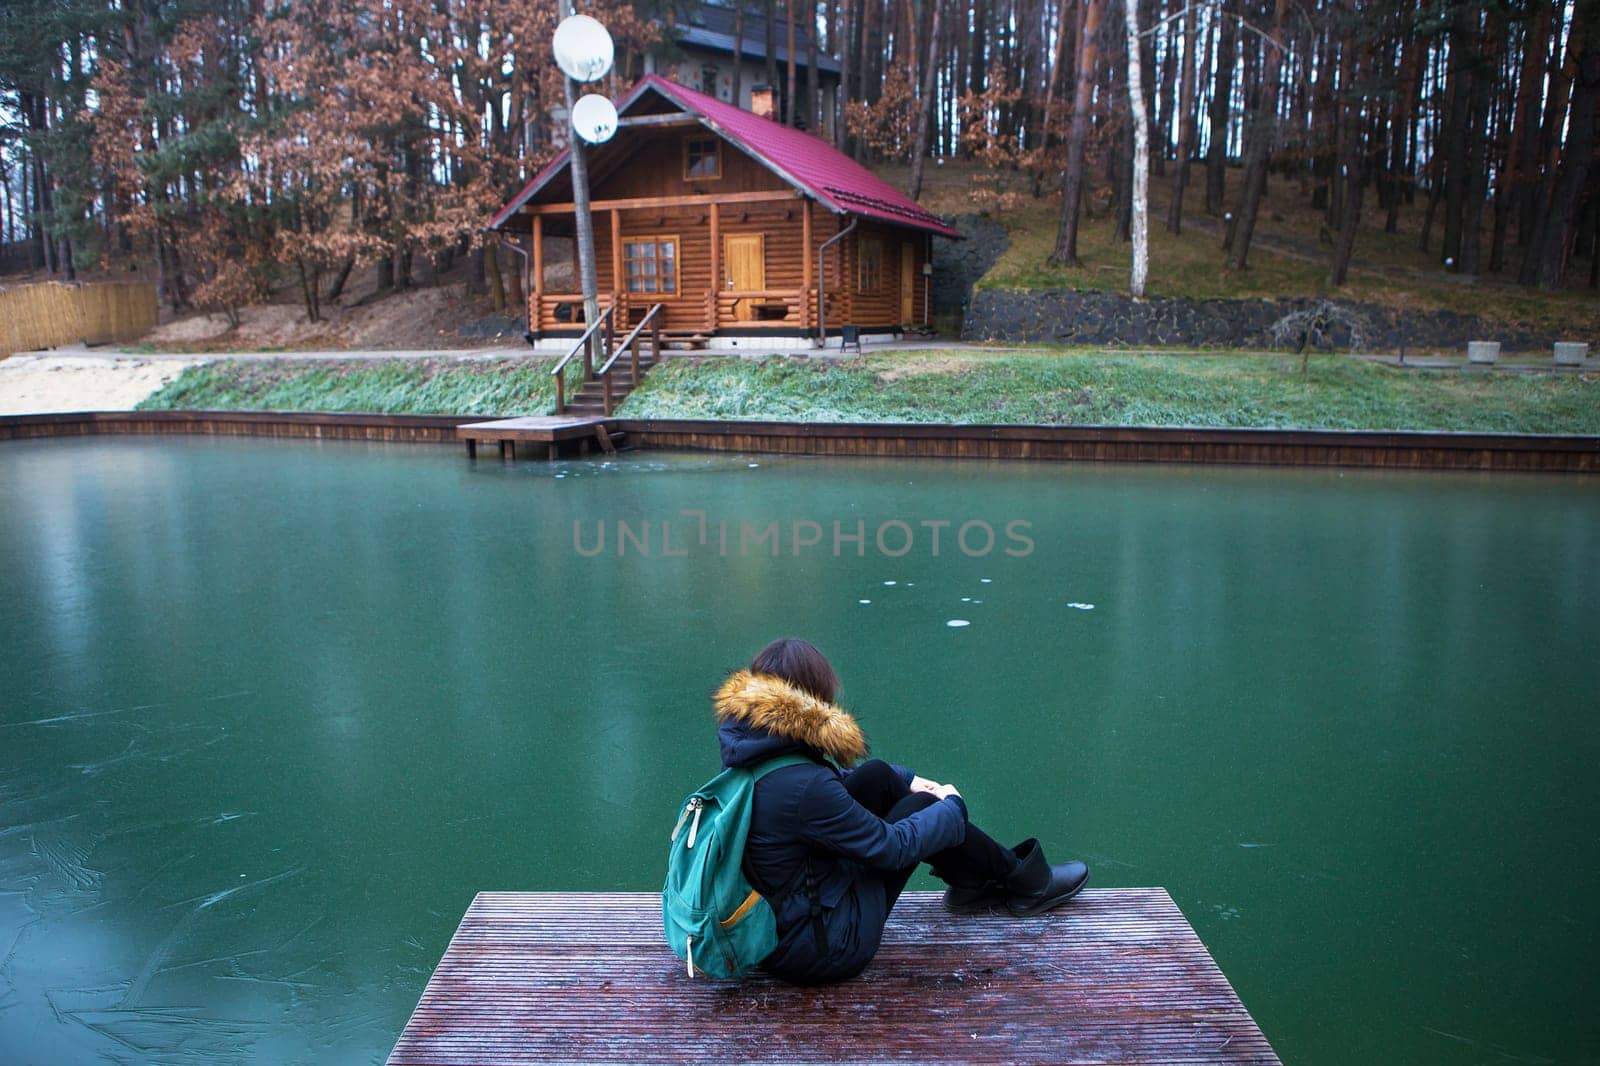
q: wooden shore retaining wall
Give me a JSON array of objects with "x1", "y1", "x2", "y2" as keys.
[
  {"x1": 1, "y1": 410, "x2": 1596, "y2": 472},
  {"x1": 0, "y1": 410, "x2": 472, "y2": 443},
  {"x1": 615, "y1": 419, "x2": 1600, "y2": 473}
]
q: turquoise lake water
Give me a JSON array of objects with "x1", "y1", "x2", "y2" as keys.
[{"x1": 1, "y1": 436, "x2": 1596, "y2": 1064}]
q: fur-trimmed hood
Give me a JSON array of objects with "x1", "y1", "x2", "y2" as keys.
[{"x1": 713, "y1": 670, "x2": 867, "y2": 769}]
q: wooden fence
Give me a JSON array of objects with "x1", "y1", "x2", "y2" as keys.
[{"x1": 0, "y1": 281, "x2": 159, "y2": 357}]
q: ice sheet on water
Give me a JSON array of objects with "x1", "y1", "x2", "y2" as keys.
[
  {"x1": 1067, "y1": 603, "x2": 1095, "y2": 610},
  {"x1": 946, "y1": 620, "x2": 970, "y2": 628}
]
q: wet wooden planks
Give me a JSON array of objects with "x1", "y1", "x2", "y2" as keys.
[
  {"x1": 387, "y1": 889, "x2": 1279, "y2": 1065},
  {"x1": 457, "y1": 415, "x2": 617, "y2": 459}
]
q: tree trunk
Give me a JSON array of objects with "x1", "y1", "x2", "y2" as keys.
[
  {"x1": 1439, "y1": 3, "x2": 1478, "y2": 266},
  {"x1": 1459, "y1": 6, "x2": 1501, "y2": 276},
  {"x1": 1328, "y1": 12, "x2": 1364, "y2": 287},
  {"x1": 1152, "y1": 0, "x2": 1176, "y2": 177},
  {"x1": 734, "y1": 1, "x2": 746, "y2": 107},
  {"x1": 486, "y1": 241, "x2": 506, "y2": 311},
  {"x1": 909, "y1": 0, "x2": 944, "y2": 200},
  {"x1": 786, "y1": 0, "x2": 798, "y2": 125},
  {"x1": 834, "y1": 0, "x2": 850, "y2": 146},
  {"x1": 1520, "y1": 0, "x2": 1583, "y2": 285},
  {"x1": 1124, "y1": 0, "x2": 1149, "y2": 296},
  {"x1": 806, "y1": 0, "x2": 819, "y2": 130},
  {"x1": 1523, "y1": 7, "x2": 1599, "y2": 290},
  {"x1": 327, "y1": 256, "x2": 356, "y2": 303},
  {"x1": 1051, "y1": 0, "x2": 1104, "y2": 264},
  {"x1": 1166, "y1": 0, "x2": 1198, "y2": 234},
  {"x1": 1504, "y1": 0, "x2": 1551, "y2": 254},
  {"x1": 1227, "y1": 0, "x2": 1290, "y2": 272},
  {"x1": 1385, "y1": 23, "x2": 1419, "y2": 234},
  {"x1": 1206, "y1": 0, "x2": 1239, "y2": 216},
  {"x1": 766, "y1": 0, "x2": 780, "y2": 98}
]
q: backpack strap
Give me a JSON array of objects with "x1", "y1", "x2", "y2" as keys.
[{"x1": 750, "y1": 753, "x2": 813, "y2": 780}]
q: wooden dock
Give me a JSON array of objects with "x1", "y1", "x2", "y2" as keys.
[
  {"x1": 457, "y1": 415, "x2": 619, "y2": 460},
  {"x1": 388, "y1": 889, "x2": 1279, "y2": 1065}
]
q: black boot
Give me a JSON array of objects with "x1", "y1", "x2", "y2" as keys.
[
  {"x1": 1000, "y1": 838, "x2": 1089, "y2": 917},
  {"x1": 940, "y1": 840, "x2": 1032, "y2": 914}
]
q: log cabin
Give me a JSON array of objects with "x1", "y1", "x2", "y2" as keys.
[{"x1": 488, "y1": 74, "x2": 960, "y2": 350}]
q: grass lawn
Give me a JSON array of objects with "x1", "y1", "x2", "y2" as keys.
[
  {"x1": 619, "y1": 351, "x2": 1600, "y2": 434},
  {"x1": 137, "y1": 357, "x2": 558, "y2": 416},
  {"x1": 138, "y1": 349, "x2": 1600, "y2": 435}
]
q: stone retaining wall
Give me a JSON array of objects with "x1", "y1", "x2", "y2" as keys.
[
  {"x1": 932, "y1": 214, "x2": 1010, "y2": 320},
  {"x1": 960, "y1": 289, "x2": 1586, "y2": 353}
]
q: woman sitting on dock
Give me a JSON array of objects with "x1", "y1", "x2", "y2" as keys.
[{"x1": 715, "y1": 637, "x2": 1089, "y2": 985}]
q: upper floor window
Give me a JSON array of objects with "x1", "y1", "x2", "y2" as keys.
[{"x1": 685, "y1": 137, "x2": 721, "y2": 179}]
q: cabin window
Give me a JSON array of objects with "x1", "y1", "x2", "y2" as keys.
[
  {"x1": 857, "y1": 238, "x2": 883, "y2": 292},
  {"x1": 685, "y1": 137, "x2": 721, "y2": 179},
  {"x1": 700, "y1": 65, "x2": 719, "y2": 96},
  {"x1": 623, "y1": 236, "x2": 678, "y2": 295}
]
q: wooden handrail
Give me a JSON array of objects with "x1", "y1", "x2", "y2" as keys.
[
  {"x1": 598, "y1": 303, "x2": 665, "y2": 416},
  {"x1": 550, "y1": 304, "x2": 614, "y2": 414},
  {"x1": 597, "y1": 303, "x2": 664, "y2": 376},
  {"x1": 550, "y1": 305, "x2": 614, "y2": 377}
]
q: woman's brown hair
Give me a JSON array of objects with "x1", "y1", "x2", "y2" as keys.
[{"x1": 750, "y1": 638, "x2": 839, "y2": 704}]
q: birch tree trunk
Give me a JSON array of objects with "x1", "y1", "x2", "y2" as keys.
[{"x1": 1124, "y1": 0, "x2": 1149, "y2": 296}]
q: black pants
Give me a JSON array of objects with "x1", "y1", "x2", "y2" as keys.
[{"x1": 842, "y1": 759, "x2": 1020, "y2": 912}]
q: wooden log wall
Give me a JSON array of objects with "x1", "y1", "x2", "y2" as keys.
[{"x1": 520, "y1": 126, "x2": 935, "y2": 336}]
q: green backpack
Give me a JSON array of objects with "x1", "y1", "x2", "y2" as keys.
[{"x1": 662, "y1": 754, "x2": 810, "y2": 979}]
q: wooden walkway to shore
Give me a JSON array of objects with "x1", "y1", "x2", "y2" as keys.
[{"x1": 387, "y1": 889, "x2": 1279, "y2": 1065}]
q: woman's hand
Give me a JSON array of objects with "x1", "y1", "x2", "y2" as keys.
[{"x1": 912, "y1": 776, "x2": 961, "y2": 801}]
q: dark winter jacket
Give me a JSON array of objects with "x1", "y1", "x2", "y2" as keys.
[{"x1": 713, "y1": 670, "x2": 967, "y2": 984}]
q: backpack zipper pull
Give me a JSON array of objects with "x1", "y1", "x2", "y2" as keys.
[
  {"x1": 687, "y1": 800, "x2": 703, "y2": 849},
  {"x1": 686, "y1": 935, "x2": 695, "y2": 979},
  {"x1": 670, "y1": 798, "x2": 697, "y2": 842}
]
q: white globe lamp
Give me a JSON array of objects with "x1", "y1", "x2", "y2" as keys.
[
  {"x1": 571, "y1": 94, "x2": 618, "y2": 144},
  {"x1": 553, "y1": 15, "x2": 615, "y2": 83}
]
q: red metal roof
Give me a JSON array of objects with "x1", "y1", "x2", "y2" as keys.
[{"x1": 489, "y1": 74, "x2": 960, "y2": 238}]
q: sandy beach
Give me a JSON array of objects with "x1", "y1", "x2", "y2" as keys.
[{"x1": 0, "y1": 350, "x2": 207, "y2": 415}]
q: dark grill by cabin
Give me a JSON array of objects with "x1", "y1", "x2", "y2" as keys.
[{"x1": 387, "y1": 890, "x2": 1280, "y2": 1065}]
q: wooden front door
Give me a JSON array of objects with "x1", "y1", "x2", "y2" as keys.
[
  {"x1": 900, "y1": 242, "x2": 916, "y2": 324},
  {"x1": 725, "y1": 234, "x2": 766, "y2": 321}
]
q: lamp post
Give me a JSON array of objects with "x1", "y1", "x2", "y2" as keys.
[{"x1": 553, "y1": 7, "x2": 616, "y2": 377}]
